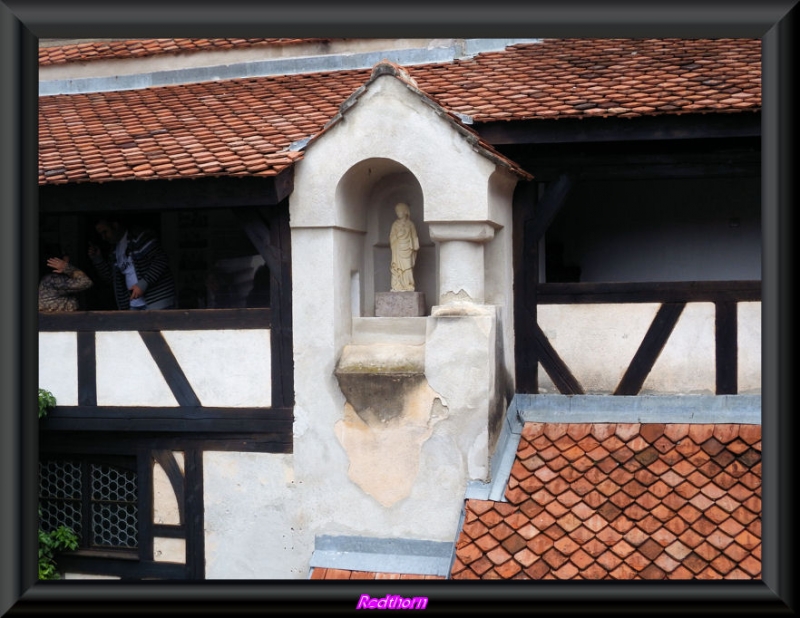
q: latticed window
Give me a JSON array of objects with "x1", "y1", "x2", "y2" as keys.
[{"x1": 39, "y1": 456, "x2": 139, "y2": 551}]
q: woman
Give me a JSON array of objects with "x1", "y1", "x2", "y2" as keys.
[{"x1": 38, "y1": 244, "x2": 93, "y2": 312}]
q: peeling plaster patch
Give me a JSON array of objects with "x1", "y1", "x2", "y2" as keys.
[
  {"x1": 440, "y1": 289, "x2": 473, "y2": 304},
  {"x1": 335, "y1": 379, "x2": 447, "y2": 507}
]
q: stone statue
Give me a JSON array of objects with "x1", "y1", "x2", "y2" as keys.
[{"x1": 389, "y1": 202, "x2": 419, "y2": 292}]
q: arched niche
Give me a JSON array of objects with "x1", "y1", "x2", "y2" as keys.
[{"x1": 336, "y1": 158, "x2": 436, "y2": 316}]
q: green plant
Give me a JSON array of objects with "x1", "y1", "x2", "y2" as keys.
[
  {"x1": 38, "y1": 388, "x2": 56, "y2": 419},
  {"x1": 37, "y1": 387, "x2": 79, "y2": 579},
  {"x1": 38, "y1": 519, "x2": 79, "y2": 580}
]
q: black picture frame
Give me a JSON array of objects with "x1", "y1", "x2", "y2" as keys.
[{"x1": 2, "y1": 1, "x2": 795, "y2": 614}]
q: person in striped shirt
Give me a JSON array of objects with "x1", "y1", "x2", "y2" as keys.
[{"x1": 89, "y1": 217, "x2": 176, "y2": 310}]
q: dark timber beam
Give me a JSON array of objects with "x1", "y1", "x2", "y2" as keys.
[
  {"x1": 513, "y1": 180, "x2": 539, "y2": 394},
  {"x1": 614, "y1": 302, "x2": 686, "y2": 396},
  {"x1": 527, "y1": 172, "x2": 576, "y2": 244},
  {"x1": 232, "y1": 207, "x2": 282, "y2": 277},
  {"x1": 477, "y1": 112, "x2": 761, "y2": 146},
  {"x1": 533, "y1": 323, "x2": 584, "y2": 395},
  {"x1": 715, "y1": 301, "x2": 739, "y2": 395},
  {"x1": 39, "y1": 168, "x2": 294, "y2": 214}
]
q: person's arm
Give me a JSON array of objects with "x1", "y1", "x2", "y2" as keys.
[{"x1": 45, "y1": 259, "x2": 94, "y2": 293}]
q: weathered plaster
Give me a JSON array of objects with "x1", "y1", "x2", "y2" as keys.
[{"x1": 335, "y1": 377, "x2": 447, "y2": 507}]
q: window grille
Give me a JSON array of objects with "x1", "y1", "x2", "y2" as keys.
[{"x1": 39, "y1": 457, "x2": 139, "y2": 550}]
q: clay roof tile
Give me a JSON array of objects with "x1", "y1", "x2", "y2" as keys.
[{"x1": 452, "y1": 422, "x2": 761, "y2": 580}]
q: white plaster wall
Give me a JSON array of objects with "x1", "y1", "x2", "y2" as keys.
[
  {"x1": 154, "y1": 537, "x2": 186, "y2": 563},
  {"x1": 485, "y1": 169, "x2": 518, "y2": 394},
  {"x1": 153, "y1": 460, "x2": 181, "y2": 526},
  {"x1": 537, "y1": 303, "x2": 733, "y2": 394},
  {"x1": 537, "y1": 304, "x2": 660, "y2": 394},
  {"x1": 641, "y1": 303, "x2": 716, "y2": 394},
  {"x1": 38, "y1": 332, "x2": 78, "y2": 405},
  {"x1": 95, "y1": 331, "x2": 178, "y2": 406},
  {"x1": 738, "y1": 301, "x2": 762, "y2": 394},
  {"x1": 162, "y1": 330, "x2": 271, "y2": 407},
  {"x1": 203, "y1": 452, "x2": 304, "y2": 579}
]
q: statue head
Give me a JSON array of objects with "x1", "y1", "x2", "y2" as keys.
[{"x1": 394, "y1": 202, "x2": 410, "y2": 219}]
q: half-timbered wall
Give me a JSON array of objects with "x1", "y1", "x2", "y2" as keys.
[{"x1": 38, "y1": 182, "x2": 294, "y2": 579}]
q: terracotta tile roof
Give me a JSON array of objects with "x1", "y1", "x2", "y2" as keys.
[
  {"x1": 310, "y1": 568, "x2": 445, "y2": 580},
  {"x1": 39, "y1": 39, "x2": 760, "y2": 186},
  {"x1": 415, "y1": 38, "x2": 761, "y2": 121},
  {"x1": 39, "y1": 70, "x2": 364, "y2": 184},
  {"x1": 39, "y1": 38, "x2": 333, "y2": 67},
  {"x1": 451, "y1": 423, "x2": 761, "y2": 580}
]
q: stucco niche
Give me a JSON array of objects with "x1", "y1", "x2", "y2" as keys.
[{"x1": 335, "y1": 159, "x2": 436, "y2": 317}]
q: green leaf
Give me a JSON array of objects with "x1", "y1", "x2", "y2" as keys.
[{"x1": 38, "y1": 388, "x2": 57, "y2": 419}]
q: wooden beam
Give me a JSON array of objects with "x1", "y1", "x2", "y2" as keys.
[
  {"x1": 139, "y1": 331, "x2": 202, "y2": 407},
  {"x1": 232, "y1": 207, "x2": 282, "y2": 277},
  {"x1": 77, "y1": 330, "x2": 96, "y2": 406},
  {"x1": 715, "y1": 301, "x2": 739, "y2": 395},
  {"x1": 39, "y1": 307, "x2": 272, "y2": 331},
  {"x1": 533, "y1": 323, "x2": 584, "y2": 395},
  {"x1": 614, "y1": 302, "x2": 685, "y2": 396},
  {"x1": 536, "y1": 281, "x2": 761, "y2": 304},
  {"x1": 513, "y1": 180, "x2": 540, "y2": 394},
  {"x1": 38, "y1": 406, "x2": 294, "y2": 435},
  {"x1": 39, "y1": 170, "x2": 294, "y2": 214},
  {"x1": 184, "y1": 449, "x2": 205, "y2": 580},
  {"x1": 527, "y1": 172, "x2": 576, "y2": 244},
  {"x1": 477, "y1": 112, "x2": 761, "y2": 146}
]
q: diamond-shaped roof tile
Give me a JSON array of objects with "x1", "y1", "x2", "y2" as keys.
[{"x1": 452, "y1": 423, "x2": 761, "y2": 580}]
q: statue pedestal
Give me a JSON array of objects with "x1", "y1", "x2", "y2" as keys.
[{"x1": 375, "y1": 292, "x2": 426, "y2": 317}]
